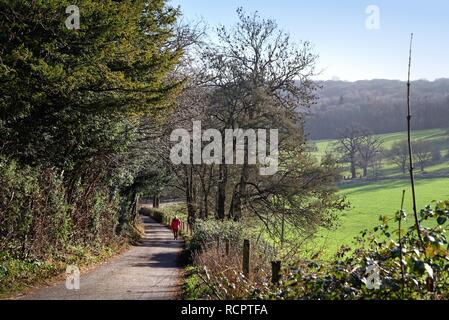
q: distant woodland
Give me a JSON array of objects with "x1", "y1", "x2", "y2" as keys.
[{"x1": 305, "y1": 79, "x2": 449, "y2": 140}]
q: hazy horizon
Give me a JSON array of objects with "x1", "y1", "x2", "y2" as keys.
[{"x1": 316, "y1": 77, "x2": 449, "y2": 82}]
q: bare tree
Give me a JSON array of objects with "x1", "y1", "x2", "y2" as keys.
[
  {"x1": 356, "y1": 134, "x2": 384, "y2": 177},
  {"x1": 200, "y1": 8, "x2": 319, "y2": 222},
  {"x1": 388, "y1": 140, "x2": 409, "y2": 174},
  {"x1": 413, "y1": 140, "x2": 434, "y2": 172},
  {"x1": 370, "y1": 152, "x2": 384, "y2": 180},
  {"x1": 335, "y1": 126, "x2": 366, "y2": 179},
  {"x1": 158, "y1": 9, "x2": 347, "y2": 245}
]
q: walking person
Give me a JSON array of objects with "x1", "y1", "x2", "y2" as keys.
[{"x1": 170, "y1": 216, "x2": 181, "y2": 240}]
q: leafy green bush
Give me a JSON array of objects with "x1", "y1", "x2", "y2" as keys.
[
  {"x1": 0, "y1": 251, "x2": 58, "y2": 296},
  {"x1": 0, "y1": 157, "x2": 125, "y2": 259},
  {"x1": 189, "y1": 220, "x2": 248, "y2": 252},
  {"x1": 0, "y1": 158, "x2": 70, "y2": 258},
  {"x1": 0, "y1": 157, "x2": 129, "y2": 257}
]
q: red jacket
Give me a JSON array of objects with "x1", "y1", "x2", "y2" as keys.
[{"x1": 171, "y1": 218, "x2": 181, "y2": 232}]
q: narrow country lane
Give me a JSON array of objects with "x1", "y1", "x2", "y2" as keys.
[{"x1": 21, "y1": 215, "x2": 183, "y2": 300}]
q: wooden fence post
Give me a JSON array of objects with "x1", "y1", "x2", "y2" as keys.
[
  {"x1": 242, "y1": 239, "x2": 250, "y2": 277},
  {"x1": 225, "y1": 239, "x2": 230, "y2": 256},
  {"x1": 271, "y1": 261, "x2": 281, "y2": 284}
]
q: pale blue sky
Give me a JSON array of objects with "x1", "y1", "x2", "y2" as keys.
[{"x1": 170, "y1": 0, "x2": 449, "y2": 81}]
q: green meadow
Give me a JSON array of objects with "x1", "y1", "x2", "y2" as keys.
[
  {"x1": 311, "y1": 128, "x2": 449, "y2": 255},
  {"x1": 316, "y1": 177, "x2": 449, "y2": 255}
]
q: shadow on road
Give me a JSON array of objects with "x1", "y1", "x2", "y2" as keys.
[{"x1": 132, "y1": 252, "x2": 180, "y2": 268}]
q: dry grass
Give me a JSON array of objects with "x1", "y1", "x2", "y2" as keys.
[{"x1": 189, "y1": 243, "x2": 273, "y2": 300}]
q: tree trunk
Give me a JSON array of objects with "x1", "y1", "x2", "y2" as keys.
[
  {"x1": 229, "y1": 163, "x2": 248, "y2": 221},
  {"x1": 217, "y1": 163, "x2": 227, "y2": 220},
  {"x1": 203, "y1": 193, "x2": 208, "y2": 219},
  {"x1": 153, "y1": 194, "x2": 160, "y2": 208},
  {"x1": 350, "y1": 157, "x2": 357, "y2": 179},
  {"x1": 185, "y1": 167, "x2": 197, "y2": 222}
]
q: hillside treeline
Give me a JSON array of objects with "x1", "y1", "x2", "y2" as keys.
[{"x1": 306, "y1": 79, "x2": 449, "y2": 140}]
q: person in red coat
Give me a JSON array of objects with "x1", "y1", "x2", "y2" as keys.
[{"x1": 170, "y1": 216, "x2": 181, "y2": 240}]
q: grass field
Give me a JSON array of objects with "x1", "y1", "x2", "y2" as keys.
[
  {"x1": 310, "y1": 128, "x2": 449, "y2": 256},
  {"x1": 315, "y1": 177, "x2": 449, "y2": 255}
]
